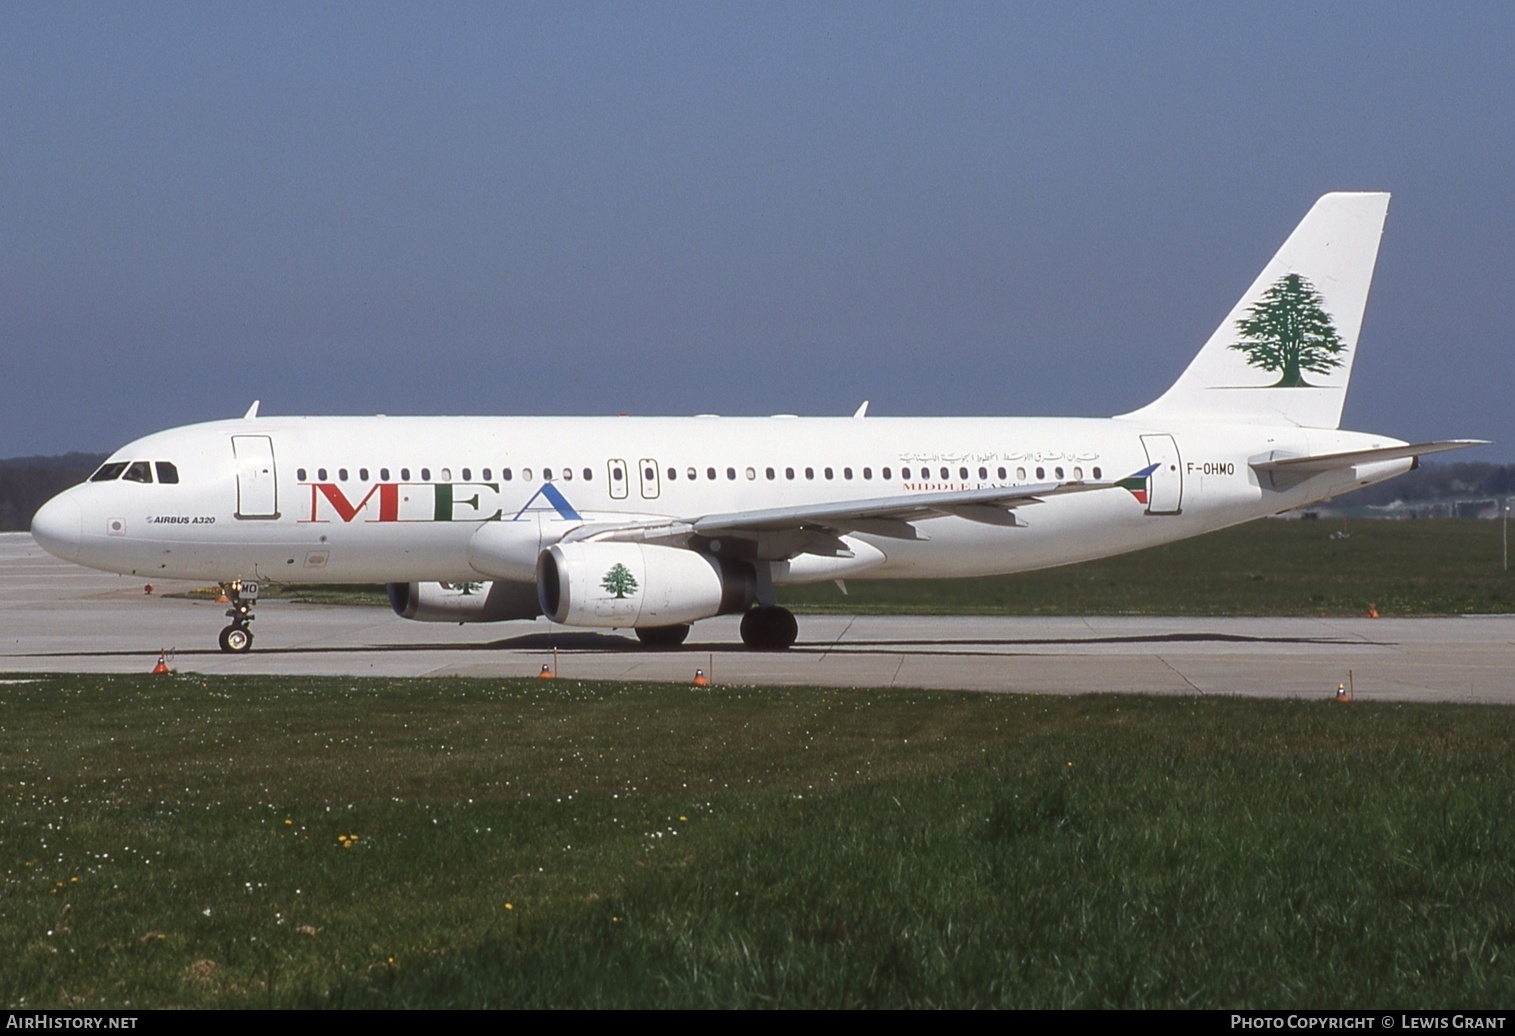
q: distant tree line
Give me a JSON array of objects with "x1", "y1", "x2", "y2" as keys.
[
  {"x1": 1, "y1": 454, "x2": 1513, "y2": 534},
  {"x1": 0, "y1": 454, "x2": 104, "y2": 532},
  {"x1": 1343, "y1": 461, "x2": 1515, "y2": 508}
]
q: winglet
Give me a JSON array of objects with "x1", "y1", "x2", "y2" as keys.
[
  {"x1": 1115, "y1": 464, "x2": 1160, "y2": 504},
  {"x1": 853, "y1": 401, "x2": 869, "y2": 419},
  {"x1": 242, "y1": 401, "x2": 260, "y2": 420}
]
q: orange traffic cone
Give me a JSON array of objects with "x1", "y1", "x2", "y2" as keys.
[
  {"x1": 1367, "y1": 602, "x2": 1380, "y2": 619},
  {"x1": 152, "y1": 650, "x2": 170, "y2": 675},
  {"x1": 538, "y1": 664, "x2": 554, "y2": 679},
  {"x1": 692, "y1": 669, "x2": 709, "y2": 687}
]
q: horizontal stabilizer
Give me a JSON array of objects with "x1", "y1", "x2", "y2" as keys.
[{"x1": 1251, "y1": 439, "x2": 1488, "y2": 475}]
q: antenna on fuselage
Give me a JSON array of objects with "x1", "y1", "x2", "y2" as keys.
[{"x1": 242, "y1": 400, "x2": 260, "y2": 420}]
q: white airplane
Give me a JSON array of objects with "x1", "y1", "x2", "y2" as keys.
[{"x1": 31, "y1": 192, "x2": 1482, "y2": 653}]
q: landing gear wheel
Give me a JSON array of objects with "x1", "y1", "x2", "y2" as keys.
[
  {"x1": 636, "y1": 624, "x2": 692, "y2": 648},
  {"x1": 219, "y1": 625, "x2": 253, "y2": 653},
  {"x1": 739, "y1": 606, "x2": 798, "y2": 650},
  {"x1": 217, "y1": 580, "x2": 259, "y2": 653}
]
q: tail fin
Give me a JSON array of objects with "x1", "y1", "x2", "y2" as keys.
[{"x1": 1119, "y1": 192, "x2": 1390, "y2": 429}]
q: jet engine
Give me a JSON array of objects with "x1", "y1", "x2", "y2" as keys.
[
  {"x1": 387, "y1": 580, "x2": 541, "y2": 623},
  {"x1": 536, "y1": 542, "x2": 756, "y2": 627}
]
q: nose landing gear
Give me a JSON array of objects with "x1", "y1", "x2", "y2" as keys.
[{"x1": 217, "y1": 580, "x2": 259, "y2": 653}]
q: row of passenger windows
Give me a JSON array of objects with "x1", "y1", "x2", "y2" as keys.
[
  {"x1": 297, "y1": 466, "x2": 595, "y2": 483},
  {"x1": 90, "y1": 461, "x2": 180, "y2": 485},
  {"x1": 296, "y1": 463, "x2": 1103, "y2": 484},
  {"x1": 656, "y1": 464, "x2": 1100, "y2": 482}
]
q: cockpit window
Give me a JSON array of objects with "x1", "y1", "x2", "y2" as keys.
[
  {"x1": 155, "y1": 462, "x2": 180, "y2": 484},
  {"x1": 89, "y1": 462, "x2": 128, "y2": 482},
  {"x1": 122, "y1": 461, "x2": 153, "y2": 484}
]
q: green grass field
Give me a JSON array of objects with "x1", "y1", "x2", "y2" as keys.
[
  {"x1": 218, "y1": 519, "x2": 1515, "y2": 618},
  {"x1": 5, "y1": 674, "x2": 1514, "y2": 1008},
  {"x1": 779, "y1": 518, "x2": 1515, "y2": 617}
]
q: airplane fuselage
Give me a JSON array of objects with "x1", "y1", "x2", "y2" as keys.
[{"x1": 33, "y1": 413, "x2": 1410, "y2": 586}]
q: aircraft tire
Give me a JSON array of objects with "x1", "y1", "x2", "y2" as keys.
[
  {"x1": 635, "y1": 624, "x2": 691, "y2": 648},
  {"x1": 739, "y1": 606, "x2": 798, "y2": 650},
  {"x1": 219, "y1": 625, "x2": 253, "y2": 654}
]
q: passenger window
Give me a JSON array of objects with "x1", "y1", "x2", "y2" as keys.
[
  {"x1": 422, "y1": 468, "x2": 432, "y2": 481},
  {"x1": 562, "y1": 468, "x2": 573, "y2": 481},
  {"x1": 843, "y1": 467, "x2": 853, "y2": 480},
  {"x1": 544, "y1": 468, "x2": 555, "y2": 481},
  {"x1": 726, "y1": 467, "x2": 736, "y2": 480},
  {"x1": 521, "y1": 468, "x2": 532, "y2": 481},
  {"x1": 766, "y1": 467, "x2": 776, "y2": 480},
  {"x1": 1017, "y1": 467, "x2": 1027, "y2": 480},
  {"x1": 1093, "y1": 466, "x2": 1103, "y2": 480},
  {"x1": 481, "y1": 468, "x2": 490, "y2": 481},
  {"x1": 1073, "y1": 466, "x2": 1083, "y2": 479},
  {"x1": 746, "y1": 467, "x2": 756, "y2": 480},
  {"x1": 960, "y1": 467, "x2": 969, "y2": 479},
  {"x1": 805, "y1": 467, "x2": 814, "y2": 480},
  {"x1": 824, "y1": 467, "x2": 833, "y2": 480},
  {"x1": 785, "y1": 467, "x2": 795, "y2": 480},
  {"x1": 1036, "y1": 467, "x2": 1045, "y2": 480},
  {"x1": 667, "y1": 467, "x2": 678, "y2": 481},
  {"x1": 583, "y1": 468, "x2": 592, "y2": 481},
  {"x1": 338, "y1": 468, "x2": 349, "y2": 481},
  {"x1": 1055, "y1": 466, "x2": 1064, "y2": 479},
  {"x1": 706, "y1": 467, "x2": 716, "y2": 480},
  {"x1": 296, "y1": 467, "x2": 307, "y2": 482},
  {"x1": 883, "y1": 467, "x2": 892, "y2": 480},
  {"x1": 123, "y1": 461, "x2": 152, "y2": 484},
  {"x1": 502, "y1": 468, "x2": 513, "y2": 481},
  {"x1": 155, "y1": 462, "x2": 179, "y2": 484},
  {"x1": 89, "y1": 462, "x2": 128, "y2": 482},
  {"x1": 978, "y1": 467, "x2": 987, "y2": 480},
  {"x1": 461, "y1": 468, "x2": 471, "y2": 481},
  {"x1": 863, "y1": 467, "x2": 872, "y2": 480},
  {"x1": 997, "y1": 467, "x2": 1006, "y2": 480},
  {"x1": 902, "y1": 467, "x2": 911, "y2": 479},
  {"x1": 940, "y1": 467, "x2": 950, "y2": 480},
  {"x1": 381, "y1": 468, "x2": 391, "y2": 481},
  {"x1": 318, "y1": 468, "x2": 328, "y2": 481},
  {"x1": 688, "y1": 467, "x2": 697, "y2": 480},
  {"x1": 401, "y1": 468, "x2": 411, "y2": 480},
  {"x1": 440, "y1": 468, "x2": 452, "y2": 482},
  {"x1": 359, "y1": 468, "x2": 369, "y2": 481}
]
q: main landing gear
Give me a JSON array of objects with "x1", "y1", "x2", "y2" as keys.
[
  {"x1": 740, "y1": 605, "x2": 798, "y2": 650},
  {"x1": 217, "y1": 579, "x2": 259, "y2": 654}
]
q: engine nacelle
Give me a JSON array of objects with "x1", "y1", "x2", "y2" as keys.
[
  {"x1": 387, "y1": 580, "x2": 541, "y2": 623},
  {"x1": 537, "y1": 542, "x2": 755, "y2": 628}
]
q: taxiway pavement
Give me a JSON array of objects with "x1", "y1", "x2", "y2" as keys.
[{"x1": 3, "y1": 533, "x2": 1511, "y2": 703}]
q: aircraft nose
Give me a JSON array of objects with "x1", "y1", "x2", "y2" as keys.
[{"x1": 31, "y1": 494, "x2": 83, "y2": 563}]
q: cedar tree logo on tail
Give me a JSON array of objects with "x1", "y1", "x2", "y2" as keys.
[
  {"x1": 601, "y1": 563, "x2": 639, "y2": 600},
  {"x1": 1229, "y1": 273, "x2": 1346, "y2": 387}
]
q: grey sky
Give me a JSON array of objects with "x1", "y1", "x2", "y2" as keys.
[{"x1": 3, "y1": 2, "x2": 1511, "y2": 458}]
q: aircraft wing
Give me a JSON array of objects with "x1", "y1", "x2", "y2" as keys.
[
  {"x1": 562, "y1": 466, "x2": 1157, "y2": 556},
  {"x1": 1250, "y1": 440, "x2": 1488, "y2": 476}
]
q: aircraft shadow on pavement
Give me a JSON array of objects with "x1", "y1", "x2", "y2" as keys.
[{"x1": 15, "y1": 629, "x2": 1384, "y2": 661}]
